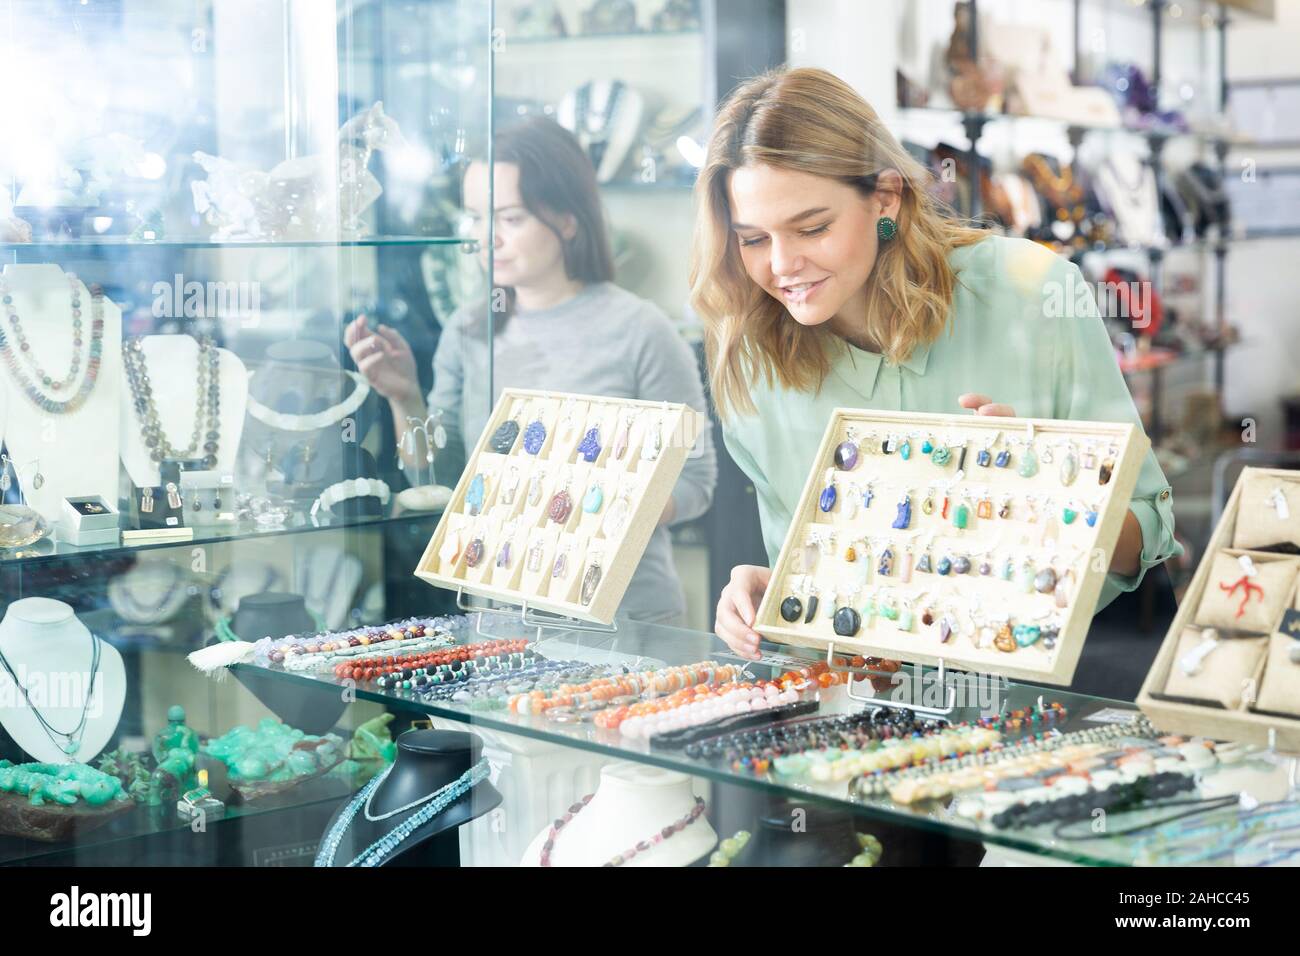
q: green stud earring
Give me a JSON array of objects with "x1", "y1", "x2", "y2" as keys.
[{"x1": 877, "y1": 216, "x2": 897, "y2": 241}]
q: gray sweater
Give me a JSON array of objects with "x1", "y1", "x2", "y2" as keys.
[{"x1": 428, "y1": 282, "x2": 717, "y2": 623}]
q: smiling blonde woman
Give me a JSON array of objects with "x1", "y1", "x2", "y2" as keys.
[{"x1": 690, "y1": 67, "x2": 1180, "y2": 661}]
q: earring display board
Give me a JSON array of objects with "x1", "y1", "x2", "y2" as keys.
[
  {"x1": 415, "y1": 388, "x2": 702, "y2": 625},
  {"x1": 1139, "y1": 467, "x2": 1300, "y2": 750},
  {"x1": 753, "y1": 408, "x2": 1148, "y2": 685}
]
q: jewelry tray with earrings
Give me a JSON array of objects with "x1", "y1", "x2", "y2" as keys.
[
  {"x1": 1140, "y1": 467, "x2": 1300, "y2": 749},
  {"x1": 753, "y1": 408, "x2": 1148, "y2": 685},
  {"x1": 415, "y1": 388, "x2": 702, "y2": 625}
]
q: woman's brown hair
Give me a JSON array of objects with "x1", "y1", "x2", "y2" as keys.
[
  {"x1": 689, "y1": 67, "x2": 987, "y2": 418},
  {"x1": 490, "y1": 116, "x2": 615, "y2": 294}
]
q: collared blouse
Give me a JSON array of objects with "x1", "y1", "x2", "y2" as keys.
[{"x1": 721, "y1": 234, "x2": 1181, "y2": 612}]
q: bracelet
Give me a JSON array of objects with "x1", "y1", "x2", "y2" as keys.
[{"x1": 310, "y1": 477, "x2": 391, "y2": 519}]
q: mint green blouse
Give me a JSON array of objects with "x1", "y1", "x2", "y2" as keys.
[{"x1": 722, "y1": 234, "x2": 1182, "y2": 613}]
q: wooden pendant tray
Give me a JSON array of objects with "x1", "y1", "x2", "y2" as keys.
[
  {"x1": 753, "y1": 408, "x2": 1148, "y2": 685},
  {"x1": 416, "y1": 388, "x2": 702, "y2": 625}
]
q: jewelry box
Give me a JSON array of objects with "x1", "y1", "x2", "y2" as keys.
[
  {"x1": 415, "y1": 388, "x2": 703, "y2": 625},
  {"x1": 1140, "y1": 466, "x2": 1300, "y2": 749},
  {"x1": 60, "y1": 495, "x2": 120, "y2": 547},
  {"x1": 753, "y1": 408, "x2": 1149, "y2": 685}
]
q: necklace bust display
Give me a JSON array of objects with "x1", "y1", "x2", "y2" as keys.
[{"x1": 315, "y1": 729, "x2": 501, "y2": 867}]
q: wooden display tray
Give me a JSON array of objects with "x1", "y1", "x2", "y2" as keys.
[
  {"x1": 1139, "y1": 466, "x2": 1300, "y2": 750},
  {"x1": 754, "y1": 408, "x2": 1147, "y2": 685},
  {"x1": 415, "y1": 388, "x2": 701, "y2": 625}
]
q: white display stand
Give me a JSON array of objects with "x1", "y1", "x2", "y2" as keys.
[
  {"x1": 118, "y1": 334, "x2": 249, "y2": 490},
  {"x1": 520, "y1": 761, "x2": 716, "y2": 867},
  {"x1": 0, "y1": 597, "x2": 125, "y2": 764},
  {"x1": 0, "y1": 264, "x2": 122, "y2": 527}
]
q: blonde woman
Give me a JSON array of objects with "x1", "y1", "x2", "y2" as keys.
[{"x1": 692, "y1": 68, "x2": 1180, "y2": 660}]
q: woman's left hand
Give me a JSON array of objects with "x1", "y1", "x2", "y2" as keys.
[{"x1": 958, "y1": 393, "x2": 1017, "y2": 417}]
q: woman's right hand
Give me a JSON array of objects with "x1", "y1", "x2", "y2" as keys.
[
  {"x1": 715, "y1": 564, "x2": 772, "y2": 661},
  {"x1": 345, "y1": 315, "x2": 421, "y2": 407}
]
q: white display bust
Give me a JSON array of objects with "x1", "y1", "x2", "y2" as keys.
[
  {"x1": 0, "y1": 597, "x2": 125, "y2": 764},
  {"x1": 118, "y1": 333, "x2": 249, "y2": 489},
  {"x1": 521, "y1": 761, "x2": 716, "y2": 867},
  {"x1": 0, "y1": 264, "x2": 121, "y2": 526}
]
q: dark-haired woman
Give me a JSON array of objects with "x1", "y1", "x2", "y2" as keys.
[{"x1": 346, "y1": 117, "x2": 716, "y2": 625}]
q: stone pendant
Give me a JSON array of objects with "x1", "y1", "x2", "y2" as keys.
[
  {"x1": 833, "y1": 606, "x2": 861, "y2": 637},
  {"x1": 1013, "y1": 624, "x2": 1042, "y2": 647},
  {"x1": 577, "y1": 427, "x2": 602, "y2": 462},
  {"x1": 803, "y1": 595, "x2": 820, "y2": 624},
  {"x1": 1018, "y1": 446, "x2": 1039, "y2": 478},
  {"x1": 891, "y1": 495, "x2": 912, "y2": 529},
  {"x1": 834, "y1": 439, "x2": 859, "y2": 470},
  {"x1": 898, "y1": 551, "x2": 914, "y2": 583},
  {"x1": 819, "y1": 482, "x2": 837, "y2": 513},
  {"x1": 580, "y1": 562, "x2": 602, "y2": 605},
  {"x1": 877, "y1": 547, "x2": 894, "y2": 576},
  {"x1": 917, "y1": 552, "x2": 933, "y2": 574},
  {"x1": 464, "y1": 537, "x2": 485, "y2": 568},
  {"x1": 994, "y1": 450, "x2": 1011, "y2": 468},
  {"x1": 1034, "y1": 567, "x2": 1058, "y2": 594},
  {"x1": 1099, "y1": 457, "x2": 1115, "y2": 485},
  {"x1": 976, "y1": 448, "x2": 992, "y2": 467},
  {"x1": 490, "y1": 419, "x2": 520, "y2": 453},
  {"x1": 953, "y1": 502, "x2": 970, "y2": 529},
  {"x1": 582, "y1": 484, "x2": 604, "y2": 513},
  {"x1": 522, "y1": 420, "x2": 547, "y2": 455},
  {"x1": 1085, "y1": 508, "x2": 1099, "y2": 527},
  {"x1": 1059, "y1": 448, "x2": 1079, "y2": 486},
  {"x1": 547, "y1": 489, "x2": 573, "y2": 524},
  {"x1": 780, "y1": 596, "x2": 803, "y2": 622},
  {"x1": 466, "y1": 473, "x2": 486, "y2": 515}
]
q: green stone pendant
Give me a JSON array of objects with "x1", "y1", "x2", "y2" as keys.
[
  {"x1": 1062, "y1": 507, "x2": 1078, "y2": 525},
  {"x1": 1018, "y1": 447, "x2": 1039, "y2": 478},
  {"x1": 953, "y1": 503, "x2": 970, "y2": 530}
]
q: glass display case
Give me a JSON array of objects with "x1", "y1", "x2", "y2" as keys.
[{"x1": 1, "y1": 0, "x2": 1292, "y2": 870}]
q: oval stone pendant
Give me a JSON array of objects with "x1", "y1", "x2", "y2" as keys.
[
  {"x1": 490, "y1": 419, "x2": 520, "y2": 454},
  {"x1": 1034, "y1": 567, "x2": 1058, "y2": 593},
  {"x1": 833, "y1": 606, "x2": 861, "y2": 637},
  {"x1": 582, "y1": 483, "x2": 604, "y2": 513},
  {"x1": 464, "y1": 537, "x2": 485, "y2": 568},
  {"x1": 780, "y1": 596, "x2": 803, "y2": 622},
  {"x1": 819, "y1": 482, "x2": 837, "y2": 513},
  {"x1": 834, "y1": 439, "x2": 859, "y2": 470},
  {"x1": 547, "y1": 489, "x2": 573, "y2": 524}
]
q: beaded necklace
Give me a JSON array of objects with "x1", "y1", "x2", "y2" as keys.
[
  {"x1": 0, "y1": 278, "x2": 105, "y2": 414},
  {"x1": 122, "y1": 334, "x2": 221, "y2": 469},
  {"x1": 314, "y1": 758, "x2": 490, "y2": 868},
  {"x1": 541, "y1": 794, "x2": 705, "y2": 867}
]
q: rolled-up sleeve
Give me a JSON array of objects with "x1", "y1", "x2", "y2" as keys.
[{"x1": 1051, "y1": 261, "x2": 1183, "y2": 610}]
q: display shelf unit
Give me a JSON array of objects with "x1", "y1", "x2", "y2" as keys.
[
  {"x1": 899, "y1": 0, "x2": 1268, "y2": 446},
  {"x1": 0, "y1": 508, "x2": 442, "y2": 567},
  {"x1": 227, "y1": 615, "x2": 1292, "y2": 867}
]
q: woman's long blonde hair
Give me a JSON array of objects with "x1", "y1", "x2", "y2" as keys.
[{"x1": 690, "y1": 67, "x2": 987, "y2": 419}]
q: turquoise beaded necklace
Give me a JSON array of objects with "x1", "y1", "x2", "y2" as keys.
[{"x1": 315, "y1": 758, "x2": 490, "y2": 867}]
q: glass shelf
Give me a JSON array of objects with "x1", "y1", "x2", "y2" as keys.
[
  {"x1": 0, "y1": 236, "x2": 474, "y2": 254},
  {"x1": 0, "y1": 508, "x2": 443, "y2": 567},
  {"x1": 0, "y1": 769, "x2": 358, "y2": 866},
  {"x1": 896, "y1": 105, "x2": 1252, "y2": 145},
  {"x1": 228, "y1": 616, "x2": 1292, "y2": 867}
]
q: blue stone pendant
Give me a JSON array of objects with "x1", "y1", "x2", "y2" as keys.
[
  {"x1": 936, "y1": 555, "x2": 952, "y2": 576},
  {"x1": 1013, "y1": 624, "x2": 1042, "y2": 647},
  {"x1": 819, "y1": 482, "x2": 837, "y2": 513},
  {"x1": 930, "y1": 446, "x2": 951, "y2": 466},
  {"x1": 582, "y1": 483, "x2": 604, "y2": 513},
  {"x1": 921, "y1": 439, "x2": 933, "y2": 454},
  {"x1": 891, "y1": 494, "x2": 912, "y2": 529},
  {"x1": 863, "y1": 485, "x2": 874, "y2": 508},
  {"x1": 899, "y1": 440, "x2": 912, "y2": 461},
  {"x1": 522, "y1": 420, "x2": 547, "y2": 455},
  {"x1": 994, "y1": 450, "x2": 1011, "y2": 468},
  {"x1": 577, "y1": 427, "x2": 602, "y2": 462},
  {"x1": 976, "y1": 448, "x2": 991, "y2": 467},
  {"x1": 1085, "y1": 508, "x2": 1099, "y2": 527},
  {"x1": 466, "y1": 473, "x2": 486, "y2": 515},
  {"x1": 877, "y1": 547, "x2": 894, "y2": 576}
]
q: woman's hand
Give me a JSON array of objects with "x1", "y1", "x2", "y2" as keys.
[
  {"x1": 958, "y1": 393, "x2": 1017, "y2": 417},
  {"x1": 345, "y1": 315, "x2": 421, "y2": 407},
  {"x1": 715, "y1": 565, "x2": 771, "y2": 661}
]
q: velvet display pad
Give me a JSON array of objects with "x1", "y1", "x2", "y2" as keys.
[
  {"x1": 1253, "y1": 628, "x2": 1300, "y2": 719},
  {"x1": 1162, "y1": 626, "x2": 1268, "y2": 710},
  {"x1": 1232, "y1": 472, "x2": 1300, "y2": 552},
  {"x1": 1193, "y1": 552, "x2": 1299, "y2": 634}
]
